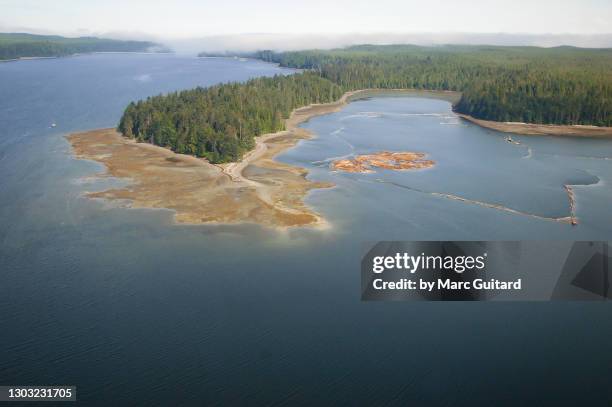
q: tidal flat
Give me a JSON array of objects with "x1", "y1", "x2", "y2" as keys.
[{"x1": 67, "y1": 89, "x2": 452, "y2": 228}]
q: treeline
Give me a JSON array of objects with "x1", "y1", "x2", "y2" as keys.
[
  {"x1": 118, "y1": 73, "x2": 343, "y2": 163},
  {"x1": 254, "y1": 45, "x2": 612, "y2": 126},
  {"x1": 0, "y1": 33, "x2": 158, "y2": 60}
]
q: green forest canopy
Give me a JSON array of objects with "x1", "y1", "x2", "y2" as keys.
[
  {"x1": 0, "y1": 33, "x2": 158, "y2": 60},
  {"x1": 255, "y1": 45, "x2": 612, "y2": 126},
  {"x1": 118, "y1": 73, "x2": 343, "y2": 163},
  {"x1": 121, "y1": 44, "x2": 612, "y2": 164}
]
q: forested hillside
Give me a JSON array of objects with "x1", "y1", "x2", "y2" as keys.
[
  {"x1": 255, "y1": 45, "x2": 612, "y2": 126},
  {"x1": 0, "y1": 33, "x2": 158, "y2": 60},
  {"x1": 118, "y1": 73, "x2": 342, "y2": 163},
  {"x1": 118, "y1": 44, "x2": 611, "y2": 164}
]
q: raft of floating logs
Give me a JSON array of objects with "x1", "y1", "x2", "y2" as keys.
[{"x1": 331, "y1": 151, "x2": 435, "y2": 173}]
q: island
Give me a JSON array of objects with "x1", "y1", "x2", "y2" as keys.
[{"x1": 0, "y1": 33, "x2": 160, "y2": 61}]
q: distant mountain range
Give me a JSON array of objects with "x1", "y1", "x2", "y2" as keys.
[{"x1": 173, "y1": 32, "x2": 612, "y2": 54}]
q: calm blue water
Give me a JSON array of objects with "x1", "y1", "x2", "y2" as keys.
[
  {"x1": 285, "y1": 96, "x2": 612, "y2": 239},
  {"x1": 1, "y1": 54, "x2": 612, "y2": 406}
]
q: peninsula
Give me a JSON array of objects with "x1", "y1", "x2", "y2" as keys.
[
  {"x1": 68, "y1": 44, "x2": 612, "y2": 228},
  {"x1": 68, "y1": 89, "x2": 376, "y2": 227},
  {"x1": 69, "y1": 87, "x2": 455, "y2": 227}
]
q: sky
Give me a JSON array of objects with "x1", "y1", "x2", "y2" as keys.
[{"x1": 1, "y1": 0, "x2": 611, "y2": 49}]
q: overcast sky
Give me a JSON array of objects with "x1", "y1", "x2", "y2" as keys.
[{"x1": 1, "y1": 0, "x2": 611, "y2": 39}]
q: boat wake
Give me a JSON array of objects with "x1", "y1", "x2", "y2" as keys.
[
  {"x1": 311, "y1": 127, "x2": 357, "y2": 166},
  {"x1": 575, "y1": 155, "x2": 612, "y2": 161},
  {"x1": 330, "y1": 127, "x2": 345, "y2": 136},
  {"x1": 340, "y1": 112, "x2": 382, "y2": 120}
]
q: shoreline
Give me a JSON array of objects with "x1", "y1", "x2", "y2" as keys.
[
  {"x1": 220, "y1": 89, "x2": 366, "y2": 182},
  {"x1": 457, "y1": 113, "x2": 612, "y2": 137},
  {"x1": 0, "y1": 51, "x2": 169, "y2": 64},
  {"x1": 67, "y1": 88, "x2": 608, "y2": 228},
  {"x1": 66, "y1": 89, "x2": 436, "y2": 228},
  {"x1": 220, "y1": 88, "x2": 460, "y2": 182},
  {"x1": 0, "y1": 56, "x2": 60, "y2": 63}
]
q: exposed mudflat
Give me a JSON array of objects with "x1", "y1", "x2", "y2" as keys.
[{"x1": 67, "y1": 128, "x2": 330, "y2": 228}]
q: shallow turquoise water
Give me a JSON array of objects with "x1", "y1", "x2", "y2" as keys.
[{"x1": 1, "y1": 54, "x2": 611, "y2": 406}]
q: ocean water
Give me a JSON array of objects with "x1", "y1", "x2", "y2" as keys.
[{"x1": 1, "y1": 54, "x2": 612, "y2": 406}]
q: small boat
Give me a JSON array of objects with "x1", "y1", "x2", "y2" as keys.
[
  {"x1": 51, "y1": 122, "x2": 57, "y2": 128},
  {"x1": 505, "y1": 135, "x2": 521, "y2": 145}
]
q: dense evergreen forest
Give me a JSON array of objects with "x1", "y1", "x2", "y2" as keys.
[
  {"x1": 255, "y1": 45, "x2": 612, "y2": 126},
  {"x1": 0, "y1": 33, "x2": 157, "y2": 60},
  {"x1": 121, "y1": 44, "x2": 611, "y2": 164},
  {"x1": 118, "y1": 73, "x2": 343, "y2": 163}
]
